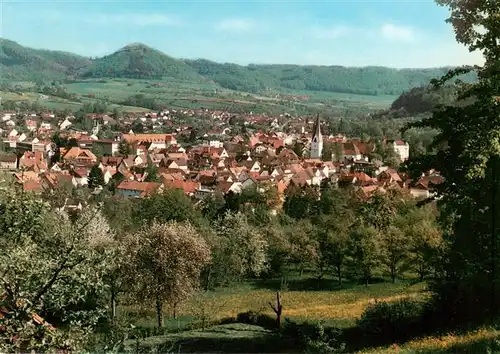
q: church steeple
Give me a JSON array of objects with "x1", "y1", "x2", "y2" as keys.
[{"x1": 310, "y1": 114, "x2": 323, "y2": 159}]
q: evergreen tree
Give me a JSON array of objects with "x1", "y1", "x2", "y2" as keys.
[
  {"x1": 118, "y1": 140, "x2": 131, "y2": 156},
  {"x1": 88, "y1": 164, "x2": 105, "y2": 189},
  {"x1": 333, "y1": 142, "x2": 344, "y2": 162},
  {"x1": 144, "y1": 155, "x2": 160, "y2": 182}
]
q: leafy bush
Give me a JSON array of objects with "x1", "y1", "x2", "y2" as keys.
[
  {"x1": 236, "y1": 311, "x2": 277, "y2": 329},
  {"x1": 282, "y1": 319, "x2": 345, "y2": 354},
  {"x1": 356, "y1": 298, "x2": 425, "y2": 344}
]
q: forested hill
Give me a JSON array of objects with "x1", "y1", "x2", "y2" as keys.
[
  {"x1": 82, "y1": 43, "x2": 202, "y2": 81},
  {"x1": 184, "y1": 59, "x2": 475, "y2": 95},
  {"x1": 0, "y1": 38, "x2": 91, "y2": 81},
  {"x1": 1, "y1": 39, "x2": 477, "y2": 96},
  {"x1": 369, "y1": 84, "x2": 464, "y2": 119}
]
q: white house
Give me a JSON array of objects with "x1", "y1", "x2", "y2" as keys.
[
  {"x1": 209, "y1": 140, "x2": 224, "y2": 148},
  {"x1": 392, "y1": 140, "x2": 410, "y2": 162}
]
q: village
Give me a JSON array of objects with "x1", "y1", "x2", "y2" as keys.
[{"x1": 0, "y1": 107, "x2": 441, "y2": 209}]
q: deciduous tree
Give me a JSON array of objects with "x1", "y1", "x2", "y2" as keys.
[
  {"x1": 402, "y1": 0, "x2": 500, "y2": 322},
  {"x1": 346, "y1": 225, "x2": 381, "y2": 287},
  {"x1": 125, "y1": 221, "x2": 211, "y2": 327},
  {"x1": 0, "y1": 183, "x2": 114, "y2": 351}
]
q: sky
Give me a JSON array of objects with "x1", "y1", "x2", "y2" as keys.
[{"x1": 0, "y1": 0, "x2": 485, "y2": 68}]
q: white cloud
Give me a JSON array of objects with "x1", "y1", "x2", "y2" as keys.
[
  {"x1": 214, "y1": 18, "x2": 257, "y2": 33},
  {"x1": 84, "y1": 13, "x2": 183, "y2": 26},
  {"x1": 380, "y1": 23, "x2": 417, "y2": 42},
  {"x1": 310, "y1": 25, "x2": 352, "y2": 39}
]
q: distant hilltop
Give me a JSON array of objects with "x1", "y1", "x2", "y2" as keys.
[{"x1": 0, "y1": 38, "x2": 476, "y2": 96}]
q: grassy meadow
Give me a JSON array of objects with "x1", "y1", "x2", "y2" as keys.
[
  {"x1": 0, "y1": 89, "x2": 150, "y2": 113},
  {"x1": 126, "y1": 277, "x2": 427, "y2": 328},
  {"x1": 2, "y1": 78, "x2": 398, "y2": 115},
  {"x1": 121, "y1": 274, "x2": 500, "y2": 353}
]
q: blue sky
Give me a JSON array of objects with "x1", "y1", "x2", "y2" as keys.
[{"x1": 0, "y1": 0, "x2": 484, "y2": 68}]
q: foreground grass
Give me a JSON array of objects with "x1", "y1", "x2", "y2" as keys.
[
  {"x1": 358, "y1": 328, "x2": 500, "y2": 353},
  {"x1": 123, "y1": 277, "x2": 500, "y2": 353},
  {"x1": 123, "y1": 323, "x2": 292, "y2": 353},
  {"x1": 125, "y1": 277, "x2": 428, "y2": 330}
]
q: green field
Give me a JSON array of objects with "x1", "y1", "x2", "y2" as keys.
[
  {"x1": 1, "y1": 78, "x2": 398, "y2": 115},
  {"x1": 0, "y1": 88, "x2": 150, "y2": 113}
]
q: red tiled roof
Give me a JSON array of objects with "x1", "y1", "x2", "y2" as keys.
[
  {"x1": 116, "y1": 181, "x2": 161, "y2": 197},
  {"x1": 164, "y1": 179, "x2": 200, "y2": 195}
]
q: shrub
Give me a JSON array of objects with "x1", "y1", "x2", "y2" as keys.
[
  {"x1": 356, "y1": 298, "x2": 425, "y2": 345},
  {"x1": 282, "y1": 319, "x2": 345, "y2": 354},
  {"x1": 235, "y1": 311, "x2": 277, "y2": 329}
]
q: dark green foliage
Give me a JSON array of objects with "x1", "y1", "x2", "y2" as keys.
[
  {"x1": 356, "y1": 299, "x2": 425, "y2": 345},
  {"x1": 283, "y1": 184, "x2": 320, "y2": 219},
  {"x1": 117, "y1": 140, "x2": 131, "y2": 156},
  {"x1": 185, "y1": 59, "x2": 476, "y2": 95},
  {"x1": 88, "y1": 164, "x2": 105, "y2": 189},
  {"x1": 401, "y1": 31, "x2": 500, "y2": 323},
  {"x1": 390, "y1": 85, "x2": 460, "y2": 115},
  {"x1": 236, "y1": 311, "x2": 278, "y2": 330},
  {"x1": 0, "y1": 38, "x2": 91, "y2": 81},
  {"x1": 120, "y1": 94, "x2": 161, "y2": 110},
  {"x1": 82, "y1": 43, "x2": 201, "y2": 81},
  {"x1": 143, "y1": 156, "x2": 160, "y2": 182},
  {"x1": 281, "y1": 320, "x2": 346, "y2": 354},
  {"x1": 134, "y1": 188, "x2": 201, "y2": 226}
]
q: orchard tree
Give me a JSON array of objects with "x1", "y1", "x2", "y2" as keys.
[
  {"x1": 209, "y1": 212, "x2": 268, "y2": 286},
  {"x1": 316, "y1": 213, "x2": 352, "y2": 285},
  {"x1": 346, "y1": 225, "x2": 381, "y2": 287},
  {"x1": 399, "y1": 206, "x2": 443, "y2": 281},
  {"x1": 126, "y1": 221, "x2": 211, "y2": 327},
  {"x1": 0, "y1": 181, "x2": 114, "y2": 351},
  {"x1": 135, "y1": 188, "x2": 199, "y2": 226},
  {"x1": 286, "y1": 219, "x2": 319, "y2": 276},
  {"x1": 379, "y1": 225, "x2": 408, "y2": 283}
]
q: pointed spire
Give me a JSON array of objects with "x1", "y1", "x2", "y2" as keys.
[{"x1": 312, "y1": 113, "x2": 322, "y2": 141}]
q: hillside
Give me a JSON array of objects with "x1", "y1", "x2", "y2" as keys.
[
  {"x1": 367, "y1": 84, "x2": 466, "y2": 120},
  {"x1": 185, "y1": 59, "x2": 476, "y2": 95},
  {"x1": 1, "y1": 39, "x2": 476, "y2": 96},
  {"x1": 0, "y1": 38, "x2": 91, "y2": 81},
  {"x1": 81, "y1": 43, "x2": 202, "y2": 81}
]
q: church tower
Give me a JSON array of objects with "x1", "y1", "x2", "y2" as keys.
[{"x1": 310, "y1": 114, "x2": 323, "y2": 159}]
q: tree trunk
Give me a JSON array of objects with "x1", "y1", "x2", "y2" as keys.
[
  {"x1": 111, "y1": 290, "x2": 117, "y2": 319},
  {"x1": 492, "y1": 157, "x2": 497, "y2": 318},
  {"x1": 173, "y1": 302, "x2": 177, "y2": 320},
  {"x1": 337, "y1": 265, "x2": 342, "y2": 286},
  {"x1": 419, "y1": 265, "x2": 425, "y2": 282},
  {"x1": 299, "y1": 266, "x2": 304, "y2": 277},
  {"x1": 391, "y1": 268, "x2": 396, "y2": 283},
  {"x1": 155, "y1": 296, "x2": 163, "y2": 328},
  {"x1": 317, "y1": 264, "x2": 325, "y2": 280},
  {"x1": 269, "y1": 291, "x2": 283, "y2": 329},
  {"x1": 204, "y1": 267, "x2": 212, "y2": 291}
]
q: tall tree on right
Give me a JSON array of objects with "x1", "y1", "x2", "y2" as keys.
[{"x1": 404, "y1": 1, "x2": 500, "y2": 324}]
